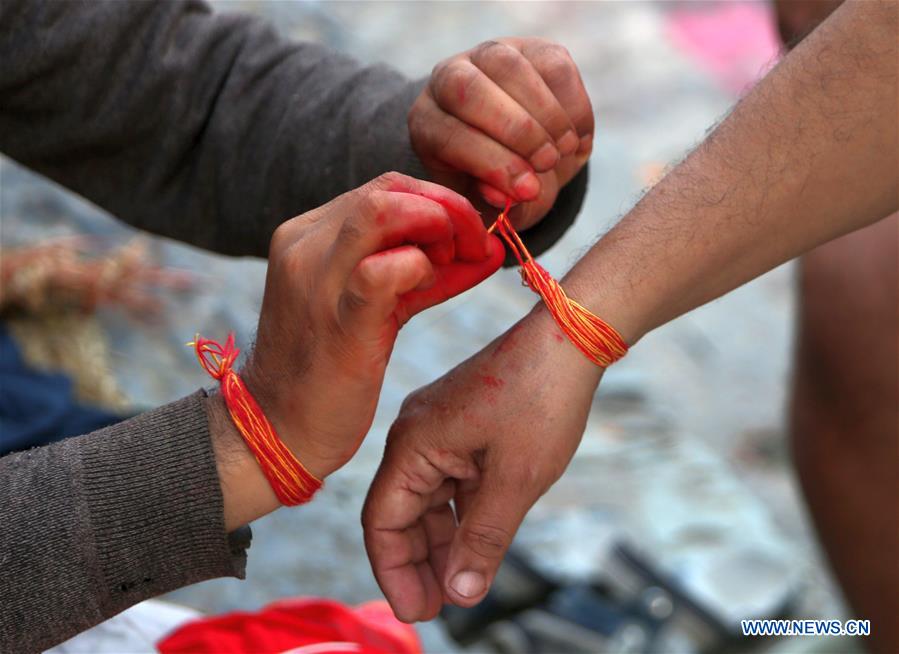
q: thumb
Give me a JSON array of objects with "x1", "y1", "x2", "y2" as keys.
[
  {"x1": 342, "y1": 245, "x2": 434, "y2": 338},
  {"x1": 443, "y1": 473, "x2": 535, "y2": 607},
  {"x1": 399, "y1": 235, "x2": 505, "y2": 320}
]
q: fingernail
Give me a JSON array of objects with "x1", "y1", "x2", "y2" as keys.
[
  {"x1": 480, "y1": 184, "x2": 510, "y2": 209},
  {"x1": 578, "y1": 133, "x2": 593, "y2": 155},
  {"x1": 530, "y1": 142, "x2": 559, "y2": 172},
  {"x1": 557, "y1": 130, "x2": 579, "y2": 156},
  {"x1": 450, "y1": 571, "x2": 486, "y2": 598},
  {"x1": 512, "y1": 171, "x2": 539, "y2": 201}
]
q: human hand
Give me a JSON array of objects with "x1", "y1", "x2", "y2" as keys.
[
  {"x1": 242, "y1": 172, "x2": 505, "y2": 481},
  {"x1": 410, "y1": 38, "x2": 594, "y2": 231},
  {"x1": 362, "y1": 309, "x2": 603, "y2": 621}
]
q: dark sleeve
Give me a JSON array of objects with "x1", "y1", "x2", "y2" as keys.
[
  {"x1": 0, "y1": 0, "x2": 426, "y2": 257},
  {"x1": 0, "y1": 391, "x2": 250, "y2": 653},
  {"x1": 0, "y1": 0, "x2": 586, "y2": 261}
]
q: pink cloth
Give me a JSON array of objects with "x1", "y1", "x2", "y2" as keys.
[{"x1": 666, "y1": 2, "x2": 782, "y2": 95}]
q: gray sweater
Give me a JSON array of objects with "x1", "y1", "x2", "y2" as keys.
[{"x1": 0, "y1": 1, "x2": 586, "y2": 651}]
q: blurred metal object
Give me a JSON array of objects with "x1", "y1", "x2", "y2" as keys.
[
  {"x1": 441, "y1": 549, "x2": 557, "y2": 646},
  {"x1": 441, "y1": 541, "x2": 801, "y2": 653}
]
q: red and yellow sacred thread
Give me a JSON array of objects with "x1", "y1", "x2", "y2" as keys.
[
  {"x1": 190, "y1": 333, "x2": 321, "y2": 506},
  {"x1": 489, "y1": 200, "x2": 628, "y2": 367}
]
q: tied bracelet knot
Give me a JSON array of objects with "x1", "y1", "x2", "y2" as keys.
[{"x1": 489, "y1": 199, "x2": 628, "y2": 368}]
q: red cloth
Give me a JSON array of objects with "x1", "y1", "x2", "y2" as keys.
[{"x1": 157, "y1": 598, "x2": 421, "y2": 654}]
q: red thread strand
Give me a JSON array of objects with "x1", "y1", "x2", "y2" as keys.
[
  {"x1": 190, "y1": 333, "x2": 321, "y2": 506},
  {"x1": 489, "y1": 200, "x2": 628, "y2": 367}
]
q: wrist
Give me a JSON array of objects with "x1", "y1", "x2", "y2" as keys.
[
  {"x1": 206, "y1": 390, "x2": 280, "y2": 530},
  {"x1": 517, "y1": 305, "x2": 605, "y2": 393},
  {"x1": 559, "y1": 226, "x2": 660, "y2": 346},
  {"x1": 239, "y1": 360, "x2": 338, "y2": 482}
]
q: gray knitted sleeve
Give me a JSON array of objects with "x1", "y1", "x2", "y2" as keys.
[
  {"x1": 0, "y1": 0, "x2": 586, "y2": 262},
  {"x1": 0, "y1": 0, "x2": 427, "y2": 258},
  {"x1": 0, "y1": 391, "x2": 250, "y2": 653}
]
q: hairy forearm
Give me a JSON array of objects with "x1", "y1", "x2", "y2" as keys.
[{"x1": 559, "y1": 0, "x2": 896, "y2": 344}]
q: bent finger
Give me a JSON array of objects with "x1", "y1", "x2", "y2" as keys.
[
  {"x1": 470, "y1": 40, "x2": 579, "y2": 158},
  {"x1": 363, "y1": 437, "x2": 477, "y2": 622},
  {"x1": 431, "y1": 57, "x2": 558, "y2": 171},
  {"x1": 412, "y1": 94, "x2": 542, "y2": 204},
  {"x1": 397, "y1": 235, "x2": 505, "y2": 322},
  {"x1": 520, "y1": 40, "x2": 594, "y2": 149},
  {"x1": 330, "y1": 190, "x2": 454, "y2": 280}
]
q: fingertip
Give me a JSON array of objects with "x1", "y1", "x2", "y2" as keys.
[
  {"x1": 479, "y1": 182, "x2": 511, "y2": 209},
  {"x1": 392, "y1": 605, "x2": 420, "y2": 625},
  {"x1": 512, "y1": 171, "x2": 540, "y2": 201},
  {"x1": 446, "y1": 570, "x2": 488, "y2": 606},
  {"x1": 414, "y1": 265, "x2": 437, "y2": 291},
  {"x1": 558, "y1": 129, "x2": 579, "y2": 157},
  {"x1": 486, "y1": 233, "x2": 506, "y2": 269},
  {"x1": 530, "y1": 142, "x2": 560, "y2": 172},
  {"x1": 577, "y1": 132, "x2": 593, "y2": 156}
]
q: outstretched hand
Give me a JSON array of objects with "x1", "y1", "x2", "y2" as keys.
[{"x1": 362, "y1": 310, "x2": 603, "y2": 621}]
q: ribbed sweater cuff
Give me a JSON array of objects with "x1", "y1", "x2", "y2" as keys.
[{"x1": 76, "y1": 390, "x2": 249, "y2": 615}]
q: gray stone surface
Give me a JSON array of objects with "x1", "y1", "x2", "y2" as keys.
[{"x1": 1, "y1": 2, "x2": 848, "y2": 651}]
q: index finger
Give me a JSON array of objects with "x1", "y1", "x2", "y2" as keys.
[
  {"x1": 469, "y1": 40, "x2": 580, "y2": 158},
  {"x1": 381, "y1": 174, "x2": 491, "y2": 262}
]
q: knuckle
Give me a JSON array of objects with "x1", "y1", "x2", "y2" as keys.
[
  {"x1": 507, "y1": 116, "x2": 541, "y2": 147},
  {"x1": 407, "y1": 97, "x2": 425, "y2": 134},
  {"x1": 341, "y1": 287, "x2": 370, "y2": 314},
  {"x1": 384, "y1": 419, "x2": 411, "y2": 452},
  {"x1": 475, "y1": 39, "x2": 504, "y2": 56},
  {"x1": 397, "y1": 391, "x2": 427, "y2": 421},
  {"x1": 430, "y1": 58, "x2": 450, "y2": 82},
  {"x1": 354, "y1": 257, "x2": 380, "y2": 291},
  {"x1": 536, "y1": 44, "x2": 575, "y2": 84},
  {"x1": 371, "y1": 171, "x2": 406, "y2": 191},
  {"x1": 463, "y1": 522, "x2": 511, "y2": 559},
  {"x1": 477, "y1": 41, "x2": 524, "y2": 78},
  {"x1": 268, "y1": 221, "x2": 293, "y2": 257},
  {"x1": 337, "y1": 218, "x2": 364, "y2": 246},
  {"x1": 432, "y1": 60, "x2": 478, "y2": 108},
  {"x1": 397, "y1": 461, "x2": 436, "y2": 495},
  {"x1": 354, "y1": 188, "x2": 387, "y2": 221},
  {"x1": 536, "y1": 40, "x2": 572, "y2": 60},
  {"x1": 474, "y1": 39, "x2": 512, "y2": 62}
]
